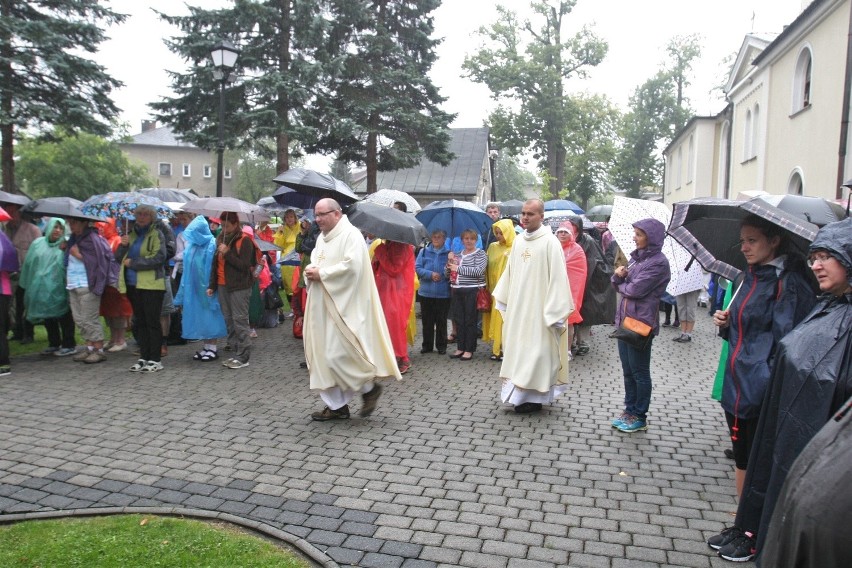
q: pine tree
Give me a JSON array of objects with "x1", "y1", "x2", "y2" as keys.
[
  {"x1": 0, "y1": 0, "x2": 126, "y2": 193},
  {"x1": 306, "y1": 0, "x2": 455, "y2": 193},
  {"x1": 151, "y1": 0, "x2": 326, "y2": 174}
]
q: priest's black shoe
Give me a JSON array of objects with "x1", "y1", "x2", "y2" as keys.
[{"x1": 311, "y1": 405, "x2": 350, "y2": 421}]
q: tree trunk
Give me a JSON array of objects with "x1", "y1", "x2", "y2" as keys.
[
  {"x1": 0, "y1": 0, "x2": 14, "y2": 192},
  {"x1": 366, "y1": 130, "x2": 378, "y2": 193},
  {"x1": 1, "y1": 122, "x2": 13, "y2": 193},
  {"x1": 275, "y1": 0, "x2": 292, "y2": 174},
  {"x1": 276, "y1": 131, "x2": 290, "y2": 173}
]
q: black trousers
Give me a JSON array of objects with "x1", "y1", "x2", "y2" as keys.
[
  {"x1": 127, "y1": 286, "x2": 165, "y2": 362},
  {"x1": 0, "y1": 294, "x2": 10, "y2": 365},
  {"x1": 420, "y1": 295, "x2": 450, "y2": 352},
  {"x1": 45, "y1": 311, "x2": 76, "y2": 349},
  {"x1": 13, "y1": 285, "x2": 34, "y2": 340},
  {"x1": 452, "y1": 287, "x2": 479, "y2": 353}
]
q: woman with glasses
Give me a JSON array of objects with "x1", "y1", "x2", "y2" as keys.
[{"x1": 707, "y1": 214, "x2": 817, "y2": 562}]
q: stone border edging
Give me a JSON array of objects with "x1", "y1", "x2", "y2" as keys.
[{"x1": 0, "y1": 506, "x2": 339, "y2": 568}]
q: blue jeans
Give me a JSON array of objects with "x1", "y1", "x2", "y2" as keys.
[{"x1": 617, "y1": 338, "x2": 654, "y2": 421}]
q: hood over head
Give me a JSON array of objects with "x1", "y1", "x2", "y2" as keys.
[
  {"x1": 492, "y1": 218, "x2": 516, "y2": 248},
  {"x1": 183, "y1": 215, "x2": 213, "y2": 247},
  {"x1": 43, "y1": 217, "x2": 65, "y2": 246},
  {"x1": 556, "y1": 221, "x2": 576, "y2": 246},
  {"x1": 632, "y1": 218, "x2": 666, "y2": 255},
  {"x1": 809, "y1": 217, "x2": 852, "y2": 286}
]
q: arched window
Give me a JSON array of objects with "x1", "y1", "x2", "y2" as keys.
[
  {"x1": 743, "y1": 109, "x2": 752, "y2": 161},
  {"x1": 787, "y1": 170, "x2": 804, "y2": 195},
  {"x1": 751, "y1": 103, "x2": 760, "y2": 159},
  {"x1": 792, "y1": 47, "x2": 813, "y2": 112},
  {"x1": 687, "y1": 135, "x2": 695, "y2": 184}
]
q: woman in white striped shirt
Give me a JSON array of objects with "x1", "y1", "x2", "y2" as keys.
[{"x1": 447, "y1": 229, "x2": 487, "y2": 361}]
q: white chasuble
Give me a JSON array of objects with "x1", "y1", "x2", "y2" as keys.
[
  {"x1": 304, "y1": 216, "x2": 401, "y2": 392},
  {"x1": 493, "y1": 225, "x2": 574, "y2": 394}
]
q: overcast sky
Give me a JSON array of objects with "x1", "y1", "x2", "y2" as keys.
[{"x1": 99, "y1": 0, "x2": 806, "y2": 164}]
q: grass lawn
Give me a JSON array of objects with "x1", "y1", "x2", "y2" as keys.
[{"x1": 0, "y1": 514, "x2": 313, "y2": 568}]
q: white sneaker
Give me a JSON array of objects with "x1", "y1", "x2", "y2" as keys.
[
  {"x1": 224, "y1": 359, "x2": 249, "y2": 369},
  {"x1": 129, "y1": 359, "x2": 146, "y2": 372},
  {"x1": 107, "y1": 342, "x2": 127, "y2": 353},
  {"x1": 142, "y1": 360, "x2": 163, "y2": 372}
]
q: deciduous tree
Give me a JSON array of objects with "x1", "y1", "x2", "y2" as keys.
[
  {"x1": 463, "y1": 1, "x2": 607, "y2": 199},
  {"x1": 612, "y1": 35, "x2": 700, "y2": 196},
  {"x1": 562, "y1": 93, "x2": 619, "y2": 209},
  {"x1": 306, "y1": 0, "x2": 455, "y2": 193},
  {"x1": 16, "y1": 132, "x2": 153, "y2": 199}
]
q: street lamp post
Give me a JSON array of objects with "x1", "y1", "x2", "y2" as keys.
[{"x1": 210, "y1": 40, "x2": 240, "y2": 198}]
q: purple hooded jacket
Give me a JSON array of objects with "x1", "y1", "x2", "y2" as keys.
[{"x1": 611, "y1": 218, "x2": 671, "y2": 336}]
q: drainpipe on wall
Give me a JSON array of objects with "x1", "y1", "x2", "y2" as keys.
[{"x1": 836, "y1": 1, "x2": 852, "y2": 199}]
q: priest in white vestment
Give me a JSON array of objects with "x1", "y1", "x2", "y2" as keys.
[
  {"x1": 493, "y1": 199, "x2": 574, "y2": 413},
  {"x1": 303, "y1": 198, "x2": 401, "y2": 421}
]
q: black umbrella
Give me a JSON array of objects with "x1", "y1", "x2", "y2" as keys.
[
  {"x1": 0, "y1": 190, "x2": 32, "y2": 207},
  {"x1": 585, "y1": 204, "x2": 613, "y2": 222},
  {"x1": 345, "y1": 201, "x2": 428, "y2": 246},
  {"x1": 499, "y1": 199, "x2": 525, "y2": 216},
  {"x1": 668, "y1": 197, "x2": 819, "y2": 281},
  {"x1": 256, "y1": 196, "x2": 301, "y2": 217},
  {"x1": 23, "y1": 197, "x2": 102, "y2": 222},
  {"x1": 755, "y1": 194, "x2": 848, "y2": 227},
  {"x1": 136, "y1": 187, "x2": 198, "y2": 203},
  {"x1": 272, "y1": 168, "x2": 359, "y2": 207}
]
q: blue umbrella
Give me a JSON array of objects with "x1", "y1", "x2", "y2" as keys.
[
  {"x1": 415, "y1": 199, "x2": 493, "y2": 241},
  {"x1": 544, "y1": 199, "x2": 584, "y2": 214}
]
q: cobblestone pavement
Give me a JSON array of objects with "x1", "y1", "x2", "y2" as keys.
[{"x1": 1, "y1": 312, "x2": 740, "y2": 567}]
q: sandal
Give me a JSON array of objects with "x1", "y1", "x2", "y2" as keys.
[
  {"x1": 193, "y1": 351, "x2": 204, "y2": 361},
  {"x1": 200, "y1": 350, "x2": 218, "y2": 362},
  {"x1": 489, "y1": 354, "x2": 503, "y2": 361}
]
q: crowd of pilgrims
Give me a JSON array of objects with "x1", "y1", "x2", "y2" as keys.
[{"x1": 1, "y1": 197, "x2": 851, "y2": 565}]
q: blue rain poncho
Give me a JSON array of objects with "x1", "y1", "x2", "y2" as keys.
[{"x1": 174, "y1": 216, "x2": 227, "y2": 340}]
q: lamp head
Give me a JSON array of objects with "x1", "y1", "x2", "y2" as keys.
[{"x1": 210, "y1": 39, "x2": 240, "y2": 70}]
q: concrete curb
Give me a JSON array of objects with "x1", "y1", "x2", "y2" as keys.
[{"x1": 0, "y1": 506, "x2": 339, "y2": 568}]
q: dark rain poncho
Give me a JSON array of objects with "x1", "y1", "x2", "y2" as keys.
[
  {"x1": 734, "y1": 217, "x2": 852, "y2": 558},
  {"x1": 569, "y1": 216, "x2": 616, "y2": 326},
  {"x1": 758, "y1": 396, "x2": 852, "y2": 568}
]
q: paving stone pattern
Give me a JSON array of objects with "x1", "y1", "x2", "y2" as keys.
[{"x1": 1, "y1": 314, "x2": 739, "y2": 567}]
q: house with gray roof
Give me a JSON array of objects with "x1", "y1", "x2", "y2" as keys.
[
  {"x1": 352, "y1": 127, "x2": 494, "y2": 207},
  {"x1": 119, "y1": 121, "x2": 236, "y2": 197}
]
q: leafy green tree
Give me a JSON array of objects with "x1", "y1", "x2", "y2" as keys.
[
  {"x1": 562, "y1": 93, "x2": 620, "y2": 209},
  {"x1": 494, "y1": 153, "x2": 535, "y2": 201},
  {"x1": 306, "y1": 0, "x2": 455, "y2": 193},
  {"x1": 0, "y1": 0, "x2": 126, "y2": 193},
  {"x1": 612, "y1": 35, "x2": 700, "y2": 196},
  {"x1": 233, "y1": 150, "x2": 276, "y2": 205},
  {"x1": 463, "y1": 1, "x2": 607, "y2": 199},
  {"x1": 16, "y1": 132, "x2": 153, "y2": 199},
  {"x1": 151, "y1": 1, "x2": 326, "y2": 173}
]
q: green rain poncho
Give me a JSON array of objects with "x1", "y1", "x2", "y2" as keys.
[{"x1": 19, "y1": 217, "x2": 70, "y2": 321}]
